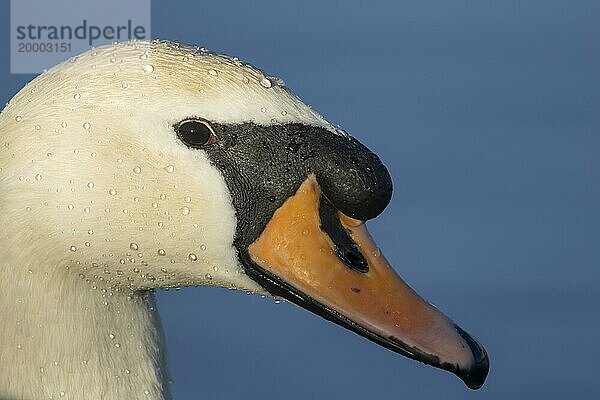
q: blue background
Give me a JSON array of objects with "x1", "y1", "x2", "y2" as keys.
[{"x1": 1, "y1": 1, "x2": 598, "y2": 399}]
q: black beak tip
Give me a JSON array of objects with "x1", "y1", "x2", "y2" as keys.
[
  {"x1": 461, "y1": 353, "x2": 489, "y2": 390},
  {"x1": 455, "y1": 325, "x2": 490, "y2": 390}
]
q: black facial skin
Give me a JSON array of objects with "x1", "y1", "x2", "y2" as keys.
[
  {"x1": 190, "y1": 121, "x2": 394, "y2": 249},
  {"x1": 175, "y1": 120, "x2": 488, "y2": 390}
]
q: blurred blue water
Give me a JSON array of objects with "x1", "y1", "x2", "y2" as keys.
[{"x1": 1, "y1": 1, "x2": 598, "y2": 399}]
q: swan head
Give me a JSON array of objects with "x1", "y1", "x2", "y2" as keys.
[{"x1": 0, "y1": 40, "x2": 488, "y2": 389}]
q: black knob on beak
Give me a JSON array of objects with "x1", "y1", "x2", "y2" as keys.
[{"x1": 310, "y1": 133, "x2": 392, "y2": 221}]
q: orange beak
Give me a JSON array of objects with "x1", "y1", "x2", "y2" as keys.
[{"x1": 247, "y1": 176, "x2": 489, "y2": 389}]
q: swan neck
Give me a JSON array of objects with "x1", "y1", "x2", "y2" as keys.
[{"x1": 0, "y1": 258, "x2": 171, "y2": 400}]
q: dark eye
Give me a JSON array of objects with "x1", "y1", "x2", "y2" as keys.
[{"x1": 176, "y1": 119, "x2": 216, "y2": 148}]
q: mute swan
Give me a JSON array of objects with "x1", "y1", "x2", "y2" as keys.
[{"x1": 0, "y1": 40, "x2": 488, "y2": 399}]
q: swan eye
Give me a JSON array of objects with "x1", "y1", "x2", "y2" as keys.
[{"x1": 176, "y1": 119, "x2": 216, "y2": 148}]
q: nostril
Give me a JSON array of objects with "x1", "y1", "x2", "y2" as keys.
[{"x1": 336, "y1": 247, "x2": 369, "y2": 273}]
